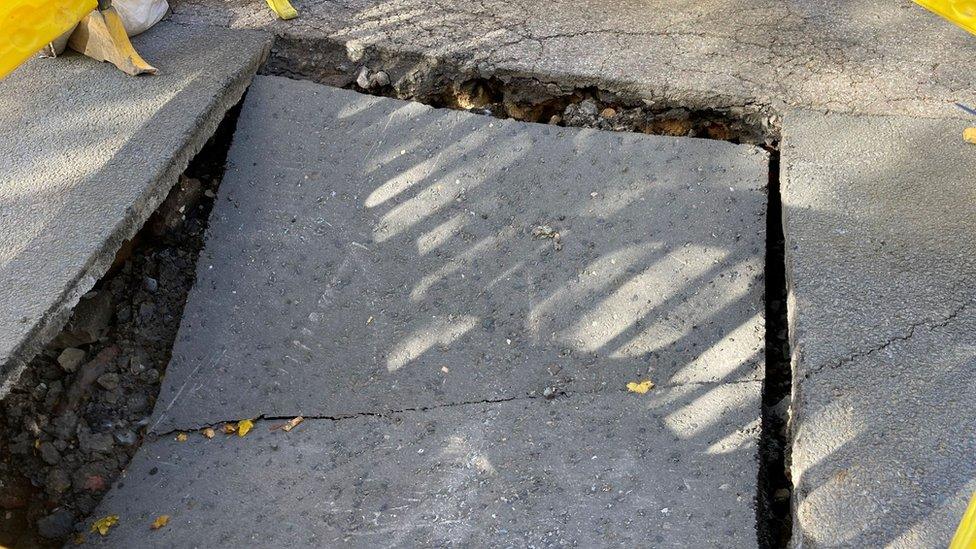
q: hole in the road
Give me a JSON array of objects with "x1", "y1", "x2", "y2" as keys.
[
  {"x1": 3, "y1": 63, "x2": 795, "y2": 546},
  {"x1": 0, "y1": 99, "x2": 245, "y2": 547}
]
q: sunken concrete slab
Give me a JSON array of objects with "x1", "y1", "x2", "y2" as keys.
[
  {"x1": 782, "y1": 111, "x2": 976, "y2": 547},
  {"x1": 149, "y1": 76, "x2": 767, "y2": 432},
  {"x1": 86, "y1": 387, "x2": 761, "y2": 547},
  {"x1": 0, "y1": 23, "x2": 271, "y2": 396},
  {"x1": 168, "y1": 0, "x2": 976, "y2": 118}
]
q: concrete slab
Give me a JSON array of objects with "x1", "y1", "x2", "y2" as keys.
[
  {"x1": 169, "y1": 0, "x2": 976, "y2": 118},
  {"x1": 782, "y1": 111, "x2": 976, "y2": 547},
  {"x1": 0, "y1": 23, "x2": 271, "y2": 395},
  {"x1": 149, "y1": 76, "x2": 767, "y2": 432},
  {"x1": 85, "y1": 387, "x2": 761, "y2": 547}
]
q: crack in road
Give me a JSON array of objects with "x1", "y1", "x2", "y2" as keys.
[
  {"x1": 152, "y1": 377, "x2": 762, "y2": 437},
  {"x1": 803, "y1": 299, "x2": 973, "y2": 379}
]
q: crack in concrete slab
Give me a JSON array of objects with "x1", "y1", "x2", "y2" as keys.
[
  {"x1": 152, "y1": 378, "x2": 760, "y2": 436},
  {"x1": 803, "y1": 299, "x2": 972, "y2": 379}
]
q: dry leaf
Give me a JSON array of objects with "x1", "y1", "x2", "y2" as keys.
[
  {"x1": 237, "y1": 419, "x2": 254, "y2": 437},
  {"x1": 150, "y1": 515, "x2": 170, "y2": 530},
  {"x1": 965, "y1": 127, "x2": 976, "y2": 145},
  {"x1": 626, "y1": 380, "x2": 654, "y2": 394},
  {"x1": 222, "y1": 423, "x2": 236, "y2": 434},
  {"x1": 175, "y1": 433, "x2": 188, "y2": 442},
  {"x1": 72, "y1": 532, "x2": 86, "y2": 545},
  {"x1": 202, "y1": 427, "x2": 215, "y2": 439},
  {"x1": 91, "y1": 515, "x2": 119, "y2": 536},
  {"x1": 282, "y1": 416, "x2": 304, "y2": 432}
]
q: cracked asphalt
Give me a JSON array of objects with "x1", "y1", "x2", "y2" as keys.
[
  {"x1": 167, "y1": 0, "x2": 976, "y2": 118},
  {"x1": 783, "y1": 111, "x2": 976, "y2": 547}
]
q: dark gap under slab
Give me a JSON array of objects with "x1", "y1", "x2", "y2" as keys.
[{"x1": 0, "y1": 99, "x2": 246, "y2": 548}]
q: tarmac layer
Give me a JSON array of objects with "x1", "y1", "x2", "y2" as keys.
[
  {"x1": 0, "y1": 23, "x2": 270, "y2": 396},
  {"x1": 147, "y1": 76, "x2": 768, "y2": 433},
  {"x1": 86, "y1": 388, "x2": 761, "y2": 547},
  {"x1": 782, "y1": 110, "x2": 976, "y2": 547},
  {"x1": 169, "y1": 0, "x2": 976, "y2": 119}
]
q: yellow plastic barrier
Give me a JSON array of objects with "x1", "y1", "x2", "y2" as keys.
[
  {"x1": 0, "y1": 0, "x2": 97, "y2": 79},
  {"x1": 951, "y1": 492, "x2": 976, "y2": 549},
  {"x1": 915, "y1": 0, "x2": 976, "y2": 36}
]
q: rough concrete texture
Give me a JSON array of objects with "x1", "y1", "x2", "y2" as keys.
[
  {"x1": 148, "y1": 76, "x2": 767, "y2": 433},
  {"x1": 782, "y1": 111, "x2": 976, "y2": 547},
  {"x1": 86, "y1": 388, "x2": 761, "y2": 547},
  {"x1": 168, "y1": 0, "x2": 976, "y2": 119},
  {"x1": 0, "y1": 23, "x2": 271, "y2": 395}
]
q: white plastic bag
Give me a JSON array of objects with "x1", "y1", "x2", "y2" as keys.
[{"x1": 114, "y1": 0, "x2": 169, "y2": 37}]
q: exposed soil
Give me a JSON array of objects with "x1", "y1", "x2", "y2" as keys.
[
  {"x1": 0, "y1": 103, "x2": 242, "y2": 547},
  {"x1": 346, "y1": 73, "x2": 779, "y2": 147}
]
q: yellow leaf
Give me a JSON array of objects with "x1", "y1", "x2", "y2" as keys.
[
  {"x1": 626, "y1": 380, "x2": 654, "y2": 394},
  {"x1": 237, "y1": 419, "x2": 254, "y2": 437},
  {"x1": 175, "y1": 433, "x2": 188, "y2": 442},
  {"x1": 202, "y1": 427, "x2": 215, "y2": 439},
  {"x1": 150, "y1": 515, "x2": 170, "y2": 530},
  {"x1": 90, "y1": 515, "x2": 119, "y2": 536},
  {"x1": 965, "y1": 127, "x2": 976, "y2": 145}
]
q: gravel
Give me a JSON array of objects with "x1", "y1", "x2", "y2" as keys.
[{"x1": 0, "y1": 109, "x2": 238, "y2": 547}]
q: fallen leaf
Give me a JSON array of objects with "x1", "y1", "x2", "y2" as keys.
[
  {"x1": 72, "y1": 532, "x2": 86, "y2": 545},
  {"x1": 150, "y1": 515, "x2": 170, "y2": 530},
  {"x1": 965, "y1": 127, "x2": 976, "y2": 145},
  {"x1": 175, "y1": 433, "x2": 188, "y2": 442},
  {"x1": 222, "y1": 423, "x2": 236, "y2": 434},
  {"x1": 237, "y1": 419, "x2": 254, "y2": 437},
  {"x1": 626, "y1": 380, "x2": 654, "y2": 394},
  {"x1": 282, "y1": 416, "x2": 304, "y2": 432},
  {"x1": 202, "y1": 427, "x2": 215, "y2": 439},
  {"x1": 90, "y1": 515, "x2": 119, "y2": 536}
]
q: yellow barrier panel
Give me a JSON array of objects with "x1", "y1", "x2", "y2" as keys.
[
  {"x1": 915, "y1": 0, "x2": 976, "y2": 36},
  {"x1": 0, "y1": 0, "x2": 98, "y2": 79},
  {"x1": 951, "y1": 492, "x2": 976, "y2": 549}
]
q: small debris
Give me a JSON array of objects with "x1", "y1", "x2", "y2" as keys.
[
  {"x1": 90, "y1": 514, "x2": 119, "y2": 536},
  {"x1": 626, "y1": 380, "x2": 654, "y2": 394},
  {"x1": 150, "y1": 514, "x2": 170, "y2": 530},
  {"x1": 222, "y1": 423, "x2": 237, "y2": 435},
  {"x1": 202, "y1": 427, "x2": 215, "y2": 439},
  {"x1": 237, "y1": 419, "x2": 254, "y2": 437},
  {"x1": 532, "y1": 224, "x2": 563, "y2": 251},
  {"x1": 175, "y1": 433, "x2": 188, "y2": 442},
  {"x1": 600, "y1": 107, "x2": 617, "y2": 118},
  {"x1": 281, "y1": 416, "x2": 304, "y2": 432},
  {"x1": 57, "y1": 348, "x2": 85, "y2": 373},
  {"x1": 96, "y1": 372, "x2": 120, "y2": 391}
]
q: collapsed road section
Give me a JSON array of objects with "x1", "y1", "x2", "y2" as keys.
[{"x1": 83, "y1": 77, "x2": 770, "y2": 546}]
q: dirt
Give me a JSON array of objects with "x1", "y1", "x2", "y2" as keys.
[{"x1": 0, "y1": 104, "x2": 241, "y2": 548}]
